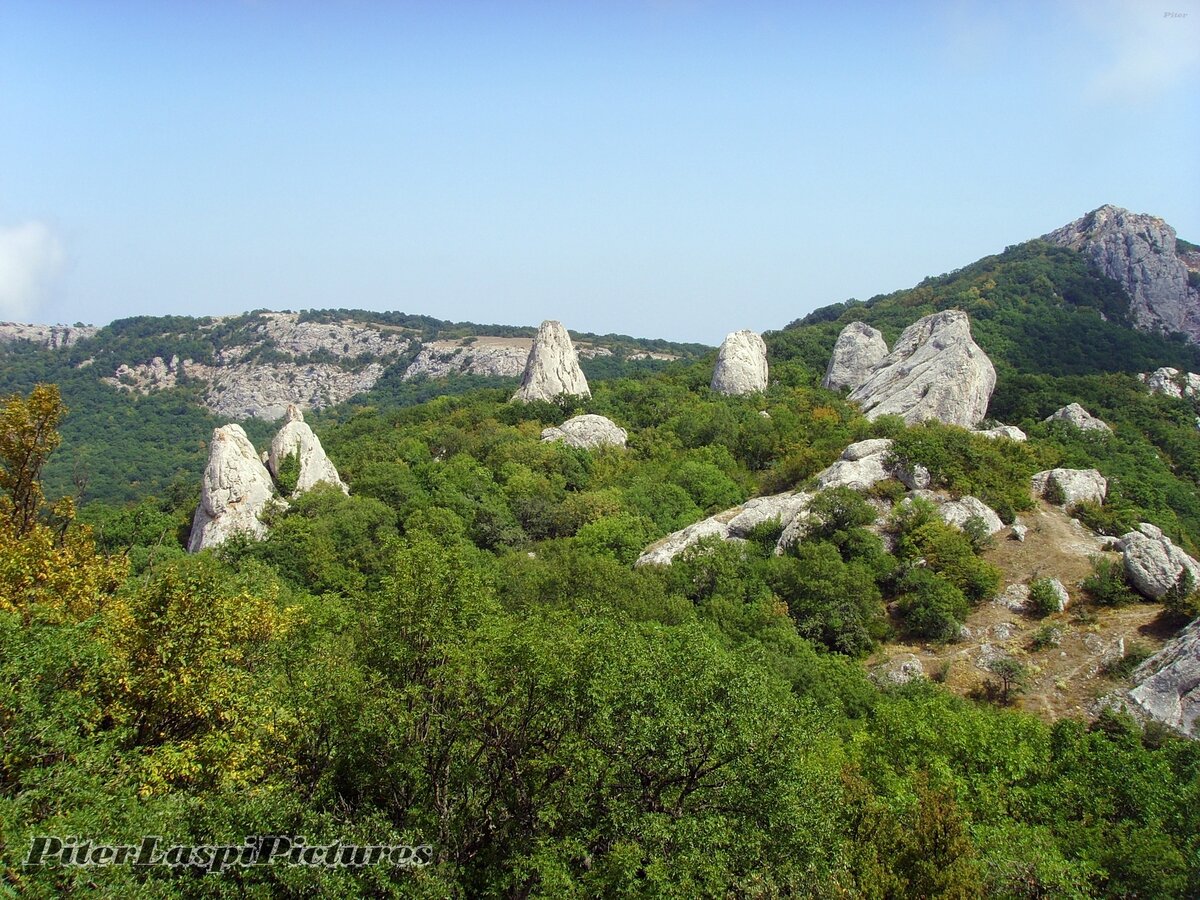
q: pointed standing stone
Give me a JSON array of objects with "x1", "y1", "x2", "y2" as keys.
[
  {"x1": 511, "y1": 321, "x2": 591, "y2": 403},
  {"x1": 187, "y1": 424, "x2": 278, "y2": 551},
  {"x1": 711, "y1": 330, "x2": 768, "y2": 395},
  {"x1": 268, "y1": 404, "x2": 348, "y2": 497}
]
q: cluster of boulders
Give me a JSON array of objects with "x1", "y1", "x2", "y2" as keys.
[
  {"x1": 1141, "y1": 367, "x2": 1200, "y2": 399},
  {"x1": 187, "y1": 405, "x2": 347, "y2": 552},
  {"x1": 825, "y1": 311, "x2": 997, "y2": 428}
]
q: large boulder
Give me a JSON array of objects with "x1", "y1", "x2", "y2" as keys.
[
  {"x1": 815, "y1": 439, "x2": 894, "y2": 492},
  {"x1": 187, "y1": 425, "x2": 279, "y2": 552},
  {"x1": 823, "y1": 322, "x2": 887, "y2": 391},
  {"x1": 847, "y1": 310, "x2": 995, "y2": 427},
  {"x1": 1031, "y1": 468, "x2": 1107, "y2": 507},
  {"x1": 1118, "y1": 523, "x2": 1200, "y2": 600},
  {"x1": 711, "y1": 330, "x2": 768, "y2": 395},
  {"x1": 267, "y1": 404, "x2": 348, "y2": 497},
  {"x1": 1043, "y1": 403, "x2": 1112, "y2": 433},
  {"x1": 1127, "y1": 617, "x2": 1200, "y2": 737},
  {"x1": 938, "y1": 496, "x2": 1004, "y2": 536},
  {"x1": 974, "y1": 424, "x2": 1027, "y2": 442},
  {"x1": 1043, "y1": 205, "x2": 1200, "y2": 344},
  {"x1": 511, "y1": 320, "x2": 590, "y2": 403},
  {"x1": 541, "y1": 414, "x2": 628, "y2": 450}
]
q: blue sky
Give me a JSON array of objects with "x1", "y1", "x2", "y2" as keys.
[{"x1": 1, "y1": 1, "x2": 1197, "y2": 344}]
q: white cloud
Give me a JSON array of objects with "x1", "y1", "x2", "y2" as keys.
[
  {"x1": 1072, "y1": 0, "x2": 1200, "y2": 101},
  {"x1": 0, "y1": 222, "x2": 65, "y2": 321}
]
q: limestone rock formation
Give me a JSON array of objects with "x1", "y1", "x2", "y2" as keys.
[
  {"x1": 635, "y1": 491, "x2": 812, "y2": 567},
  {"x1": 1044, "y1": 205, "x2": 1200, "y2": 344},
  {"x1": 823, "y1": 322, "x2": 887, "y2": 391},
  {"x1": 1117, "y1": 523, "x2": 1200, "y2": 600},
  {"x1": 1043, "y1": 403, "x2": 1112, "y2": 433},
  {"x1": 974, "y1": 424, "x2": 1027, "y2": 442},
  {"x1": 938, "y1": 496, "x2": 1004, "y2": 536},
  {"x1": 815, "y1": 439, "x2": 894, "y2": 492},
  {"x1": 1141, "y1": 367, "x2": 1200, "y2": 399},
  {"x1": 267, "y1": 405, "x2": 348, "y2": 497},
  {"x1": 0, "y1": 322, "x2": 99, "y2": 349},
  {"x1": 403, "y1": 339, "x2": 530, "y2": 380},
  {"x1": 540, "y1": 414, "x2": 628, "y2": 450},
  {"x1": 187, "y1": 425, "x2": 279, "y2": 552},
  {"x1": 847, "y1": 310, "x2": 995, "y2": 427},
  {"x1": 711, "y1": 330, "x2": 768, "y2": 396},
  {"x1": 511, "y1": 321, "x2": 591, "y2": 403},
  {"x1": 871, "y1": 654, "x2": 925, "y2": 686},
  {"x1": 1127, "y1": 617, "x2": 1200, "y2": 737},
  {"x1": 1031, "y1": 468, "x2": 1107, "y2": 507}
]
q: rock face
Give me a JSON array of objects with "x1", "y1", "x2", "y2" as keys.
[
  {"x1": 1031, "y1": 468, "x2": 1107, "y2": 507},
  {"x1": 1127, "y1": 617, "x2": 1200, "y2": 738},
  {"x1": 0, "y1": 322, "x2": 98, "y2": 349},
  {"x1": 1141, "y1": 367, "x2": 1200, "y2": 399},
  {"x1": 404, "y1": 339, "x2": 530, "y2": 380},
  {"x1": 1043, "y1": 205, "x2": 1200, "y2": 344},
  {"x1": 187, "y1": 425, "x2": 279, "y2": 552},
  {"x1": 847, "y1": 310, "x2": 996, "y2": 427},
  {"x1": 540, "y1": 414, "x2": 628, "y2": 450},
  {"x1": 1118, "y1": 523, "x2": 1200, "y2": 600},
  {"x1": 1043, "y1": 403, "x2": 1112, "y2": 433},
  {"x1": 711, "y1": 330, "x2": 768, "y2": 396},
  {"x1": 267, "y1": 405, "x2": 348, "y2": 497},
  {"x1": 823, "y1": 322, "x2": 887, "y2": 391},
  {"x1": 512, "y1": 321, "x2": 590, "y2": 403}
]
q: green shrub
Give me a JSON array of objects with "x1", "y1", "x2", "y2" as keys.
[
  {"x1": 896, "y1": 568, "x2": 968, "y2": 642},
  {"x1": 1029, "y1": 624, "x2": 1062, "y2": 650},
  {"x1": 1028, "y1": 578, "x2": 1063, "y2": 618},
  {"x1": 1162, "y1": 568, "x2": 1200, "y2": 621},
  {"x1": 274, "y1": 449, "x2": 300, "y2": 495},
  {"x1": 1082, "y1": 556, "x2": 1139, "y2": 606}
]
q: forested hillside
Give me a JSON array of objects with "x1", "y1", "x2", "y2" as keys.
[{"x1": 4, "y1": 241, "x2": 1200, "y2": 896}]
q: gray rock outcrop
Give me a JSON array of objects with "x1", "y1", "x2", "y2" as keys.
[
  {"x1": 1127, "y1": 617, "x2": 1200, "y2": 738},
  {"x1": 847, "y1": 310, "x2": 996, "y2": 427},
  {"x1": 823, "y1": 322, "x2": 887, "y2": 391},
  {"x1": 541, "y1": 414, "x2": 628, "y2": 450},
  {"x1": 1031, "y1": 468, "x2": 1108, "y2": 507},
  {"x1": 511, "y1": 321, "x2": 591, "y2": 403},
  {"x1": 938, "y1": 496, "x2": 1004, "y2": 536},
  {"x1": 1141, "y1": 367, "x2": 1200, "y2": 399},
  {"x1": 1043, "y1": 403, "x2": 1112, "y2": 433},
  {"x1": 187, "y1": 425, "x2": 279, "y2": 552},
  {"x1": 816, "y1": 439, "x2": 894, "y2": 492},
  {"x1": 974, "y1": 424, "x2": 1028, "y2": 442},
  {"x1": 0, "y1": 322, "x2": 98, "y2": 349},
  {"x1": 871, "y1": 654, "x2": 925, "y2": 686},
  {"x1": 267, "y1": 405, "x2": 348, "y2": 497},
  {"x1": 1043, "y1": 205, "x2": 1200, "y2": 344},
  {"x1": 711, "y1": 330, "x2": 768, "y2": 395},
  {"x1": 1118, "y1": 523, "x2": 1200, "y2": 600}
]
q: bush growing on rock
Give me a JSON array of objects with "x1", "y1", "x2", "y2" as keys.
[{"x1": 1082, "y1": 555, "x2": 1140, "y2": 606}]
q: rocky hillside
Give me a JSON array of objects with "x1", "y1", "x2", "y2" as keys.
[{"x1": 1, "y1": 309, "x2": 704, "y2": 422}]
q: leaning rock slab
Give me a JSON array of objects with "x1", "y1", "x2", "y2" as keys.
[
  {"x1": 974, "y1": 424, "x2": 1027, "y2": 442},
  {"x1": 268, "y1": 404, "x2": 348, "y2": 497},
  {"x1": 1118, "y1": 523, "x2": 1200, "y2": 600},
  {"x1": 541, "y1": 414, "x2": 628, "y2": 450},
  {"x1": 188, "y1": 425, "x2": 279, "y2": 552},
  {"x1": 823, "y1": 322, "x2": 887, "y2": 391},
  {"x1": 1031, "y1": 468, "x2": 1107, "y2": 507},
  {"x1": 1127, "y1": 617, "x2": 1200, "y2": 738},
  {"x1": 848, "y1": 310, "x2": 996, "y2": 427},
  {"x1": 711, "y1": 330, "x2": 768, "y2": 395},
  {"x1": 512, "y1": 320, "x2": 591, "y2": 403},
  {"x1": 1043, "y1": 403, "x2": 1112, "y2": 433}
]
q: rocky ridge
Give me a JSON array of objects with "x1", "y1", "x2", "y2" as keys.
[{"x1": 1043, "y1": 205, "x2": 1200, "y2": 344}]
